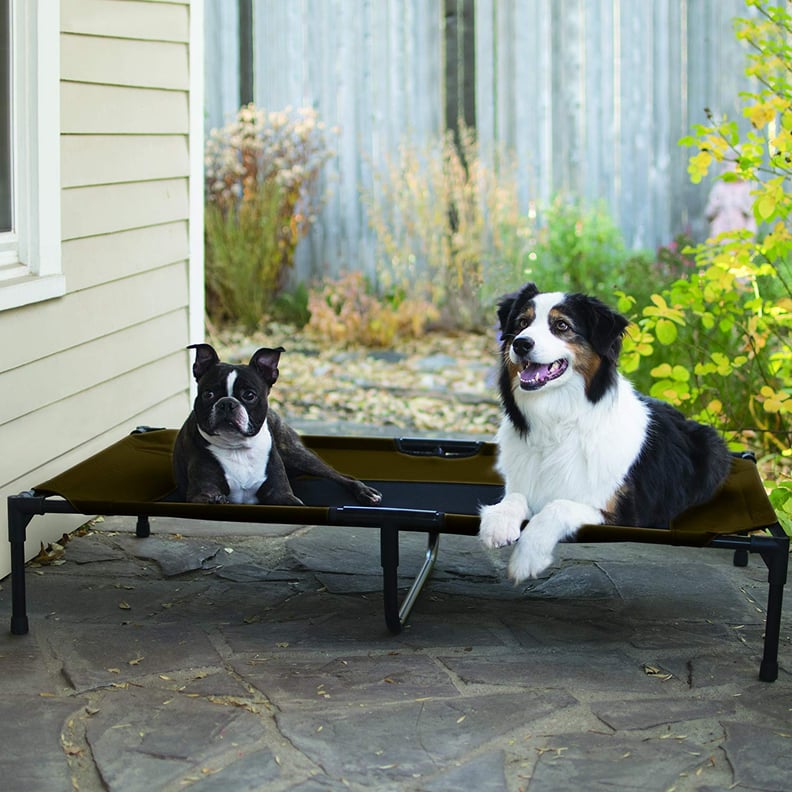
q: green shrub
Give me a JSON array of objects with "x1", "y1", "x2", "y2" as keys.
[
  {"x1": 524, "y1": 199, "x2": 696, "y2": 315},
  {"x1": 204, "y1": 104, "x2": 335, "y2": 330},
  {"x1": 271, "y1": 281, "x2": 311, "y2": 327},
  {"x1": 621, "y1": 0, "x2": 791, "y2": 524},
  {"x1": 529, "y1": 196, "x2": 627, "y2": 293}
]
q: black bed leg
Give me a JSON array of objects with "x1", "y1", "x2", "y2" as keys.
[
  {"x1": 8, "y1": 496, "x2": 34, "y2": 635},
  {"x1": 761, "y1": 584, "x2": 783, "y2": 682},
  {"x1": 733, "y1": 549, "x2": 749, "y2": 567},
  {"x1": 136, "y1": 516, "x2": 150, "y2": 538},
  {"x1": 759, "y1": 539, "x2": 788, "y2": 683},
  {"x1": 380, "y1": 525, "x2": 402, "y2": 634}
]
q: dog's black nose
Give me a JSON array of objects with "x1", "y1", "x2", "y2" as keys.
[
  {"x1": 512, "y1": 337, "x2": 535, "y2": 357},
  {"x1": 215, "y1": 397, "x2": 236, "y2": 416}
]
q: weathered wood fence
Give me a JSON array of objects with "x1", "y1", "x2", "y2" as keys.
[{"x1": 205, "y1": 0, "x2": 755, "y2": 281}]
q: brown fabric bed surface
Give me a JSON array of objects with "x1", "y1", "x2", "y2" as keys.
[{"x1": 33, "y1": 429, "x2": 778, "y2": 545}]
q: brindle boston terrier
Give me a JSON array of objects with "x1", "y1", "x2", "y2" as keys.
[{"x1": 173, "y1": 343, "x2": 383, "y2": 506}]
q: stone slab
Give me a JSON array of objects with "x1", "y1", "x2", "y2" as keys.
[
  {"x1": 179, "y1": 747, "x2": 281, "y2": 790},
  {"x1": 422, "y1": 750, "x2": 508, "y2": 792},
  {"x1": 597, "y1": 561, "x2": 753, "y2": 622},
  {"x1": 48, "y1": 622, "x2": 223, "y2": 692},
  {"x1": 289, "y1": 526, "x2": 499, "y2": 580},
  {"x1": 0, "y1": 695, "x2": 81, "y2": 792},
  {"x1": 591, "y1": 696, "x2": 736, "y2": 731},
  {"x1": 276, "y1": 690, "x2": 576, "y2": 786},
  {"x1": 86, "y1": 686, "x2": 268, "y2": 792},
  {"x1": 527, "y1": 731, "x2": 706, "y2": 791},
  {"x1": 231, "y1": 652, "x2": 460, "y2": 709},
  {"x1": 722, "y1": 720, "x2": 792, "y2": 791},
  {"x1": 439, "y1": 650, "x2": 656, "y2": 693},
  {"x1": 112, "y1": 535, "x2": 224, "y2": 577}
]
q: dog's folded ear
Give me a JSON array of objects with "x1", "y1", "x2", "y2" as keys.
[
  {"x1": 497, "y1": 292, "x2": 518, "y2": 333},
  {"x1": 563, "y1": 294, "x2": 629, "y2": 362},
  {"x1": 588, "y1": 302, "x2": 629, "y2": 363},
  {"x1": 497, "y1": 282, "x2": 539, "y2": 334},
  {"x1": 187, "y1": 343, "x2": 221, "y2": 381},
  {"x1": 249, "y1": 347, "x2": 285, "y2": 386}
]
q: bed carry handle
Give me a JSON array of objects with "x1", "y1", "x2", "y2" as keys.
[
  {"x1": 395, "y1": 437, "x2": 483, "y2": 458},
  {"x1": 329, "y1": 505, "x2": 444, "y2": 527}
]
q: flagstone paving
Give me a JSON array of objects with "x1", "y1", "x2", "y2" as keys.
[{"x1": 0, "y1": 507, "x2": 790, "y2": 791}]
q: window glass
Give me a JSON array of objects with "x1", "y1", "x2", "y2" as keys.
[{"x1": 0, "y1": 0, "x2": 11, "y2": 234}]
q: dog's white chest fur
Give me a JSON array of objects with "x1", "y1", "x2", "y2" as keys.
[
  {"x1": 201, "y1": 422, "x2": 273, "y2": 504},
  {"x1": 497, "y1": 376, "x2": 649, "y2": 513}
]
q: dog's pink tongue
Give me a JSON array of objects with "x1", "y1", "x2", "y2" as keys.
[{"x1": 520, "y1": 363, "x2": 551, "y2": 385}]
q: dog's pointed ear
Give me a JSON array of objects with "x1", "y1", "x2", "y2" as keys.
[
  {"x1": 249, "y1": 346, "x2": 285, "y2": 387},
  {"x1": 497, "y1": 282, "x2": 539, "y2": 333},
  {"x1": 187, "y1": 344, "x2": 221, "y2": 382}
]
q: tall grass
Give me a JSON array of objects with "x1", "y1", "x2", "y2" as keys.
[{"x1": 363, "y1": 124, "x2": 536, "y2": 329}]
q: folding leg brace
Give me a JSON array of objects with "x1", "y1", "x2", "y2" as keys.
[
  {"x1": 380, "y1": 526, "x2": 440, "y2": 634},
  {"x1": 381, "y1": 525, "x2": 789, "y2": 682}
]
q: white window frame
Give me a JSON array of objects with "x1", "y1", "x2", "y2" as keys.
[{"x1": 0, "y1": 0, "x2": 63, "y2": 312}]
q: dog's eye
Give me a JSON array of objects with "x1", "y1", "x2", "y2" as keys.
[
  {"x1": 516, "y1": 316, "x2": 530, "y2": 330},
  {"x1": 202, "y1": 391, "x2": 214, "y2": 401},
  {"x1": 554, "y1": 319, "x2": 570, "y2": 333},
  {"x1": 240, "y1": 389, "x2": 258, "y2": 403}
]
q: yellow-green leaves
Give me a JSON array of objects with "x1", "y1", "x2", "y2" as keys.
[
  {"x1": 694, "y1": 352, "x2": 748, "y2": 378},
  {"x1": 620, "y1": 324, "x2": 654, "y2": 374},
  {"x1": 755, "y1": 176, "x2": 786, "y2": 223},
  {"x1": 758, "y1": 386, "x2": 792, "y2": 415},
  {"x1": 649, "y1": 363, "x2": 691, "y2": 403},
  {"x1": 687, "y1": 150, "x2": 713, "y2": 183},
  {"x1": 642, "y1": 295, "x2": 686, "y2": 345}
]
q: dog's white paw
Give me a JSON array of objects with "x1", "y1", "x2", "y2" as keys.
[
  {"x1": 507, "y1": 536, "x2": 555, "y2": 582},
  {"x1": 479, "y1": 495, "x2": 528, "y2": 549},
  {"x1": 507, "y1": 513, "x2": 559, "y2": 582},
  {"x1": 505, "y1": 499, "x2": 600, "y2": 583}
]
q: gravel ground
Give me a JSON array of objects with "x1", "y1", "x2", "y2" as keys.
[{"x1": 211, "y1": 324, "x2": 503, "y2": 437}]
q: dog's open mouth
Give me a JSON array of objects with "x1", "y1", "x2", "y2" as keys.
[{"x1": 518, "y1": 359, "x2": 568, "y2": 390}]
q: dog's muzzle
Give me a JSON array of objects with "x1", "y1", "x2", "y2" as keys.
[
  {"x1": 209, "y1": 397, "x2": 251, "y2": 434},
  {"x1": 511, "y1": 337, "x2": 568, "y2": 391}
]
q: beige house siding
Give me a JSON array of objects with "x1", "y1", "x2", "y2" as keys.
[{"x1": 0, "y1": 0, "x2": 203, "y2": 578}]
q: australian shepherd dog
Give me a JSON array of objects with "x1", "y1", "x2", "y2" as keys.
[{"x1": 479, "y1": 282, "x2": 732, "y2": 582}]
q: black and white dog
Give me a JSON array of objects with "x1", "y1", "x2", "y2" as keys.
[
  {"x1": 479, "y1": 282, "x2": 731, "y2": 582},
  {"x1": 173, "y1": 343, "x2": 382, "y2": 507}
]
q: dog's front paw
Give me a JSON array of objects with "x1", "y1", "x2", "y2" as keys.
[
  {"x1": 354, "y1": 482, "x2": 382, "y2": 505},
  {"x1": 270, "y1": 493, "x2": 304, "y2": 506},
  {"x1": 507, "y1": 536, "x2": 555, "y2": 582},
  {"x1": 479, "y1": 495, "x2": 528, "y2": 548},
  {"x1": 506, "y1": 513, "x2": 560, "y2": 582},
  {"x1": 190, "y1": 492, "x2": 229, "y2": 505}
]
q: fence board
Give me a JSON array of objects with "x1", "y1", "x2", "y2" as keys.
[{"x1": 204, "y1": 0, "x2": 757, "y2": 282}]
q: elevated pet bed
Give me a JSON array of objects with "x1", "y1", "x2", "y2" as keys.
[{"x1": 7, "y1": 428, "x2": 787, "y2": 682}]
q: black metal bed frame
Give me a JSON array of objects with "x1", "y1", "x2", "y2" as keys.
[
  {"x1": 7, "y1": 490, "x2": 788, "y2": 682},
  {"x1": 5, "y1": 430, "x2": 789, "y2": 683}
]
